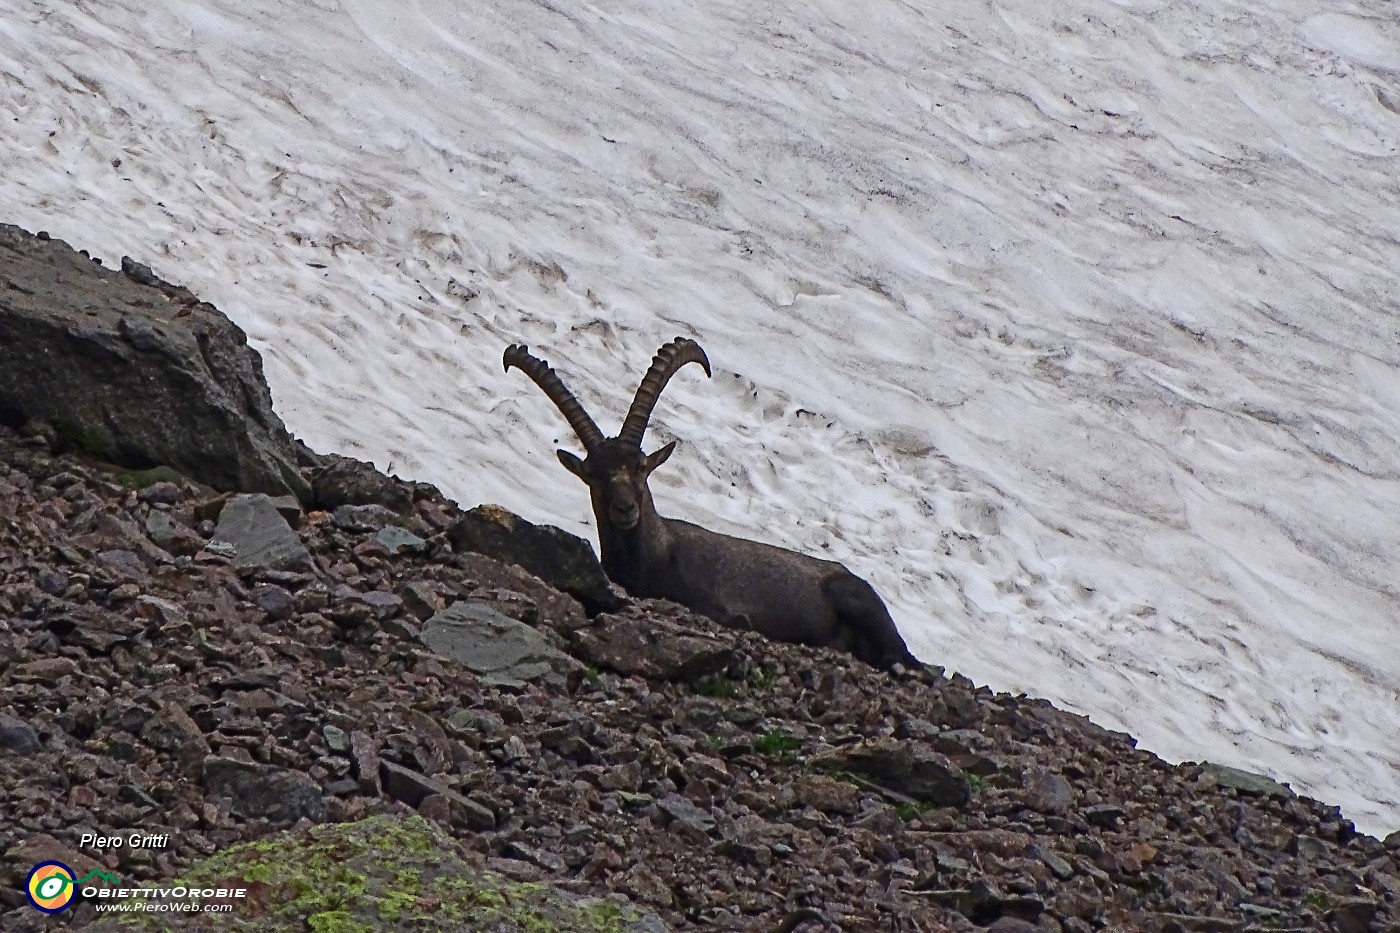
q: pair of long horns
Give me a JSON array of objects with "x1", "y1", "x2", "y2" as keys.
[{"x1": 503, "y1": 337, "x2": 712, "y2": 452}]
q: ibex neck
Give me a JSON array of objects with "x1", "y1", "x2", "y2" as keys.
[{"x1": 598, "y1": 508, "x2": 671, "y2": 588}]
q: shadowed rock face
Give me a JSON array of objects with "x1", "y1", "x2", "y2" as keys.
[
  {"x1": 448, "y1": 504, "x2": 625, "y2": 616},
  {"x1": 0, "y1": 223, "x2": 314, "y2": 503}
]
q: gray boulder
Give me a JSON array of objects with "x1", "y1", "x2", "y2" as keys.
[
  {"x1": 202, "y1": 755, "x2": 328, "y2": 824},
  {"x1": 448, "y1": 504, "x2": 624, "y2": 615},
  {"x1": 210, "y1": 494, "x2": 312, "y2": 571},
  {"x1": 0, "y1": 224, "x2": 314, "y2": 503},
  {"x1": 419, "y1": 601, "x2": 583, "y2": 689},
  {"x1": 1201, "y1": 761, "x2": 1295, "y2": 798}
]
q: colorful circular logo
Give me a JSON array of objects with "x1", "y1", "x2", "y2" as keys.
[{"x1": 27, "y1": 861, "x2": 76, "y2": 913}]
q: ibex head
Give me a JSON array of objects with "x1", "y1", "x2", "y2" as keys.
[{"x1": 503, "y1": 338, "x2": 712, "y2": 531}]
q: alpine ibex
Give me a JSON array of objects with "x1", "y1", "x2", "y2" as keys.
[{"x1": 503, "y1": 337, "x2": 918, "y2": 672}]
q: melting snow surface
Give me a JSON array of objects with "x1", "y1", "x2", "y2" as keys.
[{"x1": 2, "y1": 0, "x2": 1398, "y2": 834}]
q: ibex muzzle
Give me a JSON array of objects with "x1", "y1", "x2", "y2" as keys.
[{"x1": 504, "y1": 338, "x2": 918, "y2": 672}]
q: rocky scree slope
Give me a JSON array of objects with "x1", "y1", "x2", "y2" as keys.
[{"x1": 0, "y1": 226, "x2": 1396, "y2": 932}]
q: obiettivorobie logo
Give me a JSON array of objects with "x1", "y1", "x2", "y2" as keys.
[
  {"x1": 26, "y1": 862, "x2": 246, "y2": 914},
  {"x1": 26, "y1": 862, "x2": 119, "y2": 914}
]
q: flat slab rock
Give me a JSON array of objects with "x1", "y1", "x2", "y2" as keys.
[
  {"x1": 1200, "y1": 762, "x2": 1295, "y2": 798},
  {"x1": 812, "y1": 738, "x2": 972, "y2": 807},
  {"x1": 210, "y1": 493, "x2": 311, "y2": 571},
  {"x1": 419, "y1": 600, "x2": 583, "y2": 689},
  {"x1": 571, "y1": 612, "x2": 734, "y2": 682},
  {"x1": 0, "y1": 224, "x2": 313, "y2": 502}
]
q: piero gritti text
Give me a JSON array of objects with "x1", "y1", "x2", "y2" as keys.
[{"x1": 78, "y1": 832, "x2": 171, "y2": 850}]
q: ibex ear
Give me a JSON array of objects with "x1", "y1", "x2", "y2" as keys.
[
  {"x1": 644, "y1": 441, "x2": 677, "y2": 475},
  {"x1": 557, "y1": 450, "x2": 589, "y2": 482}
]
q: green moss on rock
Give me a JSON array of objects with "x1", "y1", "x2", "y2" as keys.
[{"x1": 83, "y1": 814, "x2": 666, "y2": 933}]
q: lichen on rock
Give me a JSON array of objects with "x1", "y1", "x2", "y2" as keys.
[{"x1": 83, "y1": 814, "x2": 667, "y2": 933}]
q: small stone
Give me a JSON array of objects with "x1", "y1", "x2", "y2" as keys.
[
  {"x1": 796, "y1": 775, "x2": 862, "y2": 816},
  {"x1": 1082, "y1": 803, "x2": 1124, "y2": 828},
  {"x1": 97, "y1": 549, "x2": 147, "y2": 579},
  {"x1": 36, "y1": 570, "x2": 68, "y2": 595},
  {"x1": 374, "y1": 525, "x2": 426, "y2": 555},
  {"x1": 811, "y1": 740, "x2": 971, "y2": 807},
  {"x1": 0, "y1": 715, "x2": 42, "y2": 753},
  {"x1": 252, "y1": 583, "x2": 296, "y2": 620},
  {"x1": 351, "y1": 732, "x2": 381, "y2": 796},
  {"x1": 141, "y1": 703, "x2": 212, "y2": 777},
  {"x1": 399, "y1": 581, "x2": 445, "y2": 620},
  {"x1": 419, "y1": 601, "x2": 581, "y2": 690},
  {"x1": 656, "y1": 793, "x2": 715, "y2": 833},
  {"x1": 13, "y1": 658, "x2": 79, "y2": 681},
  {"x1": 323, "y1": 725, "x2": 352, "y2": 754},
  {"x1": 1022, "y1": 766, "x2": 1075, "y2": 814},
  {"x1": 501, "y1": 735, "x2": 530, "y2": 763},
  {"x1": 138, "y1": 481, "x2": 183, "y2": 505},
  {"x1": 1032, "y1": 844, "x2": 1076, "y2": 881},
  {"x1": 332, "y1": 503, "x2": 399, "y2": 532}
]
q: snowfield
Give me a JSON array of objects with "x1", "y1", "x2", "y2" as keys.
[{"x1": 2, "y1": 0, "x2": 1398, "y2": 834}]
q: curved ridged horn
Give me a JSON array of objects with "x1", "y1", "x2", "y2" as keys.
[
  {"x1": 503, "y1": 344, "x2": 605, "y2": 454},
  {"x1": 618, "y1": 337, "x2": 712, "y2": 448}
]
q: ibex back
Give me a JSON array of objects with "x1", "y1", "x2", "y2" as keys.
[{"x1": 504, "y1": 338, "x2": 918, "y2": 672}]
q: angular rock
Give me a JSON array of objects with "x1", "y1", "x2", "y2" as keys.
[
  {"x1": 1032, "y1": 844, "x2": 1077, "y2": 881},
  {"x1": 211, "y1": 493, "x2": 311, "y2": 572},
  {"x1": 202, "y1": 754, "x2": 328, "y2": 823},
  {"x1": 144, "y1": 509, "x2": 206, "y2": 556},
  {"x1": 1326, "y1": 897, "x2": 1379, "y2": 933},
  {"x1": 351, "y1": 731, "x2": 382, "y2": 796},
  {"x1": 399, "y1": 580, "x2": 446, "y2": 619},
  {"x1": 1021, "y1": 766, "x2": 1075, "y2": 814},
  {"x1": 0, "y1": 224, "x2": 313, "y2": 502},
  {"x1": 572, "y1": 613, "x2": 733, "y2": 682},
  {"x1": 655, "y1": 793, "x2": 716, "y2": 833},
  {"x1": 332, "y1": 503, "x2": 399, "y2": 532},
  {"x1": 323, "y1": 724, "x2": 352, "y2": 755},
  {"x1": 455, "y1": 551, "x2": 586, "y2": 631},
  {"x1": 266, "y1": 493, "x2": 304, "y2": 529},
  {"x1": 795, "y1": 775, "x2": 862, "y2": 816},
  {"x1": 311, "y1": 453, "x2": 413, "y2": 513},
  {"x1": 96, "y1": 548, "x2": 147, "y2": 580},
  {"x1": 448, "y1": 504, "x2": 623, "y2": 615},
  {"x1": 1082, "y1": 802, "x2": 1124, "y2": 828},
  {"x1": 140, "y1": 702, "x2": 212, "y2": 777},
  {"x1": 374, "y1": 525, "x2": 426, "y2": 555},
  {"x1": 251, "y1": 582, "x2": 296, "y2": 620},
  {"x1": 380, "y1": 760, "x2": 497, "y2": 830},
  {"x1": 812, "y1": 739, "x2": 971, "y2": 807},
  {"x1": 12, "y1": 657, "x2": 79, "y2": 681},
  {"x1": 419, "y1": 600, "x2": 582, "y2": 689},
  {"x1": 0, "y1": 714, "x2": 41, "y2": 753},
  {"x1": 1201, "y1": 762, "x2": 1295, "y2": 798},
  {"x1": 137, "y1": 480, "x2": 183, "y2": 505}
]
